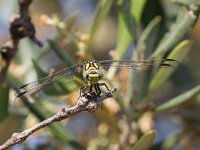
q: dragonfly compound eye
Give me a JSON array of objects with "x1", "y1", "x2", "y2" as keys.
[
  {"x1": 95, "y1": 69, "x2": 103, "y2": 79},
  {"x1": 83, "y1": 70, "x2": 90, "y2": 81}
]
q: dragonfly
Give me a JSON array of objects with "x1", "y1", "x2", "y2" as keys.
[{"x1": 15, "y1": 59, "x2": 177, "y2": 101}]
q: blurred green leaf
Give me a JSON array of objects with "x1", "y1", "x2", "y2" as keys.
[
  {"x1": 172, "y1": 0, "x2": 200, "y2": 5},
  {"x1": 32, "y1": 59, "x2": 48, "y2": 77},
  {"x1": 115, "y1": 0, "x2": 141, "y2": 59},
  {"x1": 0, "y1": 84, "x2": 9, "y2": 121},
  {"x1": 128, "y1": 17, "x2": 161, "y2": 104},
  {"x1": 151, "y1": 6, "x2": 199, "y2": 58},
  {"x1": 48, "y1": 40, "x2": 75, "y2": 66},
  {"x1": 115, "y1": 4, "x2": 132, "y2": 59},
  {"x1": 87, "y1": 0, "x2": 113, "y2": 53},
  {"x1": 131, "y1": 0, "x2": 147, "y2": 24},
  {"x1": 111, "y1": 0, "x2": 137, "y2": 75},
  {"x1": 149, "y1": 40, "x2": 192, "y2": 93},
  {"x1": 32, "y1": 59, "x2": 77, "y2": 96},
  {"x1": 132, "y1": 130, "x2": 156, "y2": 150},
  {"x1": 136, "y1": 16, "x2": 161, "y2": 59},
  {"x1": 120, "y1": 0, "x2": 137, "y2": 40},
  {"x1": 160, "y1": 133, "x2": 180, "y2": 150},
  {"x1": 155, "y1": 84, "x2": 200, "y2": 113}
]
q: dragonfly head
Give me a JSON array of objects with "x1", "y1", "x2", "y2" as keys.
[{"x1": 83, "y1": 61, "x2": 103, "y2": 84}]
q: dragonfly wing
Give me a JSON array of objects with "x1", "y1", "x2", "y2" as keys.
[
  {"x1": 15, "y1": 64, "x2": 84, "y2": 100},
  {"x1": 98, "y1": 59, "x2": 177, "y2": 100},
  {"x1": 98, "y1": 59, "x2": 177, "y2": 72}
]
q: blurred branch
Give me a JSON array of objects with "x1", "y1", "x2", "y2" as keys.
[
  {"x1": 0, "y1": 0, "x2": 42, "y2": 79},
  {"x1": 10, "y1": 0, "x2": 42, "y2": 46},
  {"x1": 0, "y1": 88, "x2": 116, "y2": 150}
]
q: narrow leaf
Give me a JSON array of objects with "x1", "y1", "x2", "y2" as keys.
[
  {"x1": 109, "y1": 0, "x2": 137, "y2": 76},
  {"x1": 151, "y1": 7, "x2": 199, "y2": 58},
  {"x1": 136, "y1": 16, "x2": 161, "y2": 59},
  {"x1": 32, "y1": 59, "x2": 48, "y2": 77},
  {"x1": 155, "y1": 84, "x2": 200, "y2": 113},
  {"x1": 131, "y1": 0, "x2": 147, "y2": 24},
  {"x1": 120, "y1": 0, "x2": 137, "y2": 40},
  {"x1": 132, "y1": 130, "x2": 156, "y2": 150},
  {"x1": 32, "y1": 59, "x2": 76, "y2": 96},
  {"x1": 128, "y1": 17, "x2": 162, "y2": 103},
  {"x1": 172, "y1": 0, "x2": 200, "y2": 6},
  {"x1": 48, "y1": 40, "x2": 75, "y2": 66},
  {"x1": 115, "y1": 5, "x2": 132, "y2": 59},
  {"x1": 149, "y1": 40, "x2": 192, "y2": 93}
]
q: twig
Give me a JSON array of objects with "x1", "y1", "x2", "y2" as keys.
[
  {"x1": 0, "y1": 88, "x2": 117, "y2": 150},
  {"x1": 0, "y1": 0, "x2": 42, "y2": 80}
]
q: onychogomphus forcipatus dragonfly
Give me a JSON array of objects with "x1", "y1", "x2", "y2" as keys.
[{"x1": 15, "y1": 59, "x2": 177, "y2": 101}]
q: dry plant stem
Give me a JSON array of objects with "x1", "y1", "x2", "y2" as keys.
[
  {"x1": 0, "y1": 88, "x2": 116, "y2": 150},
  {"x1": 0, "y1": 0, "x2": 42, "y2": 80}
]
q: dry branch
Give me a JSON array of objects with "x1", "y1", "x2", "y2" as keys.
[{"x1": 0, "y1": 88, "x2": 116, "y2": 150}]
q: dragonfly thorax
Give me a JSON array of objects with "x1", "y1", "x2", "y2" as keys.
[{"x1": 83, "y1": 61, "x2": 103, "y2": 84}]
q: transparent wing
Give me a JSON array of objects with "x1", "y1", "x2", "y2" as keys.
[
  {"x1": 98, "y1": 59, "x2": 177, "y2": 82},
  {"x1": 15, "y1": 64, "x2": 84, "y2": 100},
  {"x1": 98, "y1": 59, "x2": 178, "y2": 101},
  {"x1": 98, "y1": 59, "x2": 177, "y2": 72}
]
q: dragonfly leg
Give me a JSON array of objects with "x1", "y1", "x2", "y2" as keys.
[
  {"x1": 94, "y1": 84, "x2": 101, "y2": 96},
  {"x1": 94, "y1": 84, "x2": 103, "y2": 109},
  {"x1": 98, "y1": 83, "x2": 111, "y2": 92},
  {"x1": 80, "y1": 83, "x2": 90, "y2": 96}
]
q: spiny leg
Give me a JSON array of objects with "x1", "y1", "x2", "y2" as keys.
[
  {"x1": 98, "y1": 83, "x2": 111, "y2": 92},
  {"x1": 94, "y1": 84, "x2": 102, "y2": 109},
  {"x1": 94, "y1": 83, "x2": 111, "y2": 96},
  {"x1": 80, "y1": 83, "x2": 91, "y2": 96},
  {"x1": 96, "y1": 84, "x2": 101, "y2": 95},
  {"x1": 94, "y1": 84, "x2": 101, "y2": 96}
]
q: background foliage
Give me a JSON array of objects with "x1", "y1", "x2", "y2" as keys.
[{"x1": 0, "y1": 0, "x2": 200, "y2": 150}]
